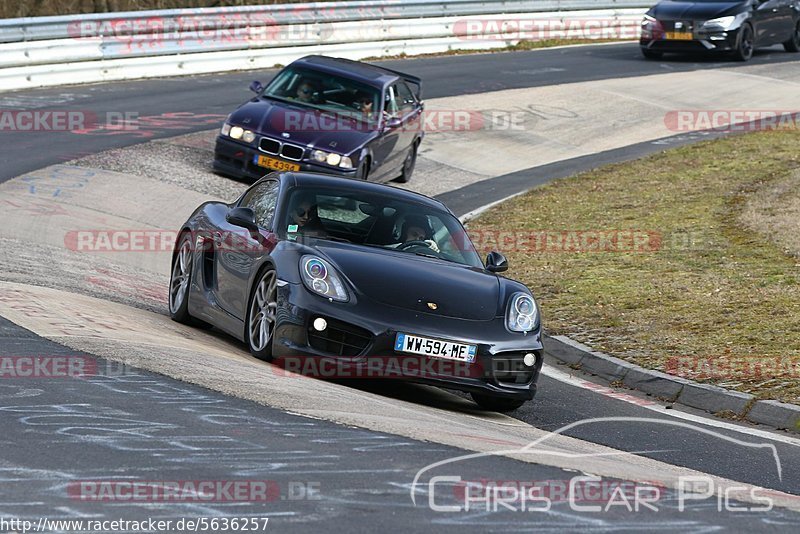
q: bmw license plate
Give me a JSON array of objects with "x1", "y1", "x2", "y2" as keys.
[
  {"x1": 394, "y1": 333, "x2": 476, "y2": 363},
  {"x1": 254, "y1": 154, "x2": 300, "y2": 172}
]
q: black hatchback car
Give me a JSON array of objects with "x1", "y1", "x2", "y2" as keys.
[
  {"x1": 168, "y1": 172, "x2": 544, "y2": 412},
  {"x1": 640, "y1": 0, "x2": 800, "y2": 60},
  {"x1": 214, "y1": 55, "x2": 424, "y2": 183}
]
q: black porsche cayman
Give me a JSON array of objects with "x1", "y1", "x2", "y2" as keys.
[{"x1": 168, "y1": 172, "x2": 543, "y2": 411}]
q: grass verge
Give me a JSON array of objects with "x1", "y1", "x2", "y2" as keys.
[{"x1": 468, "y1": 129, "x2": 800, "y2": 403}]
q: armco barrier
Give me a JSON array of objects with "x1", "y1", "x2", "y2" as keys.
[{"x1": 0, "y1": 0, "x2": 649, "y2": 91}]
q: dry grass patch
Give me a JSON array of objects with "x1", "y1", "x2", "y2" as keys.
[{"x1": 468, "y1": 130, "x2": 800, "y2": 403}]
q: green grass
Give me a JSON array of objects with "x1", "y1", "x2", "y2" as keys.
[{"x1": 468, "y1": 130, "x2": 800, "y2": 403}]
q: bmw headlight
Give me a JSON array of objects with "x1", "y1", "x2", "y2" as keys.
[
  {"x1": 310, "y1": 150, "x2": 355, "y2": 169},
  {"x1": 300, "y1": 255, "x2": 349, "y2": 302},
  {"x1": 701, "y1": 13, "x2": 746, "y2": 31},
  {"x1": 222, "y1": 123, "x2": 256, "y2": 143},
  {"x1": 229, "y1": 126, "x2": 244, "y2": 139},
  {"x1": 506, "y1": 292, "x2": 538, "y2": 333}
]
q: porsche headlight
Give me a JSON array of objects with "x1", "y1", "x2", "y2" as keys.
[
  {"x1": 701, "y1": 13, "x2": 746, "y2": 31},
  {"x1": 300, "y1": 255, "x2": 349, "y2": 302},
  {"x1": 507, "y1": 293, "x2": 538, "y2": 333}
]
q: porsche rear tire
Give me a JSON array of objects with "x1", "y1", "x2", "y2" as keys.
[
  {"x1": 246, "y1": 267, "x2": 278, "y2": 361},
  {"x1": 471, "y1": 393, "x2": 526, "y2": 412}
]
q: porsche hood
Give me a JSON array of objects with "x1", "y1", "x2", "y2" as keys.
[{"x1": 316, "y1": 242, "x2": 500, "y2": 321}]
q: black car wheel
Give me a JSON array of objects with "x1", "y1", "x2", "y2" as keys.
[
  {"x1": 395, "y1": 141, "x2": 418, "y2": 184},
  {"x1": 784, "y1": 21, "x2": 800, "y2": 52},
  {"x1": 356, "y1": 158, "x2": 370, "y2": 181},
  {"x1": 169, "y1": 233, "x2": 195, "y2": 324},
  {"x1": 641, "y1": 49, "x2": 663, "y2": 60},
  {"x1": 247, "y1": 267, "x2": 278, "y2": 360},
  {"x1": 471, "y1": 393, "x2": 526, "y2": 412},
  {"x1": 733, "y1": 24, "x2": 754, "y2": 61}
]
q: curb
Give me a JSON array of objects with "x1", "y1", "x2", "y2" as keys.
[{"x1": 544, "y1": 334, "x2": 800, "y2": 433}]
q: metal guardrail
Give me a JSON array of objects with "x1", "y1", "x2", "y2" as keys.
[{"x1": 0, "y1": 0, "x2": 651, "y2": 91}]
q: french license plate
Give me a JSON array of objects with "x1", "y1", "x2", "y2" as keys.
[
  {"x1": 253, "y1": 154, "x2": 300, "y2": 171},
  {"x1": 394, "y1": 332, "x2": 476, "y2": 363},
  {"x1": 665, "y1": 32, "x2": 693, "y2": 40}
]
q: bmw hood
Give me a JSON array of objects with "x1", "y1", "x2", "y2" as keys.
[
  {"x1": 649, "y1": 1, "x2": 746, "y2": 20},
  {"x1": 228, "y1": 99, "x2": 378, "y2": 155},
  {"x1": 316, "y1": 243, "x2": 500, "y2": 321}
]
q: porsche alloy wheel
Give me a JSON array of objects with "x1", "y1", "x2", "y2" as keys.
[
  {"x1": 248, "y1": 268, "x2": 278, "y2": 360},
  {"x1": 169, "y1": 234, "x2": 193, "y2": 322}
]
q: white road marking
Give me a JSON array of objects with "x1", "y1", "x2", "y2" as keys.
[{"x1": 542, "y1": 364, "x2": 800, "y2": 447}]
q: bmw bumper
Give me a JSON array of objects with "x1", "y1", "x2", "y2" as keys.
[{"x1": 213, "y1": 136, "x2": 358, "y2": 182}]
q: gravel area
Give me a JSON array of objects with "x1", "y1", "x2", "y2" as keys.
[{"x1": 69, "y1": 128, "x2": 486, "y2": 200}]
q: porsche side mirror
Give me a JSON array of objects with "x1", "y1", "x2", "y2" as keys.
[
  {"x1": 227, "y1": 207, "x2": 259, "y2": 232},
  {"x1": 249, "y1": 80, "x2": 263, "y2": 93},
  {"x1": 486, "y1": 251, "x2": 508, "y2": 273}
]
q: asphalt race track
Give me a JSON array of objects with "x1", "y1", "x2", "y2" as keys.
[{"x1": 2, "y1": 42, "x2": 800, "y2": 531}]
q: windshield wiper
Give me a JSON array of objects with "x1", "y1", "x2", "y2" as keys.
[{"x1": 414, "y1": 251, "x2": 463, "y2": 265}]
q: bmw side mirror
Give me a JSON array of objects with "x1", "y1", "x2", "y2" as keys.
[
  {"x1": 227, "y1": 207, "x2": 259, "y2": 232},
  {"x1": 249, "y1": 80, "x2": 263, "y2": 93},
  {"x1": 385, "y1": 117, "x2": 402, "y2": 130},
  {"x1": 486, "y1": 251, "x2": 508, "y2": 273}
]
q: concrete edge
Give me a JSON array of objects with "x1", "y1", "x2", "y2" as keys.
[{"x1": 543, "y1": 334, "x2": 800, "y2": 434}]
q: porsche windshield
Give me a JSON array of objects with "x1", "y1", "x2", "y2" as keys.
[
  {"x1": 263, "y1": 66, "x2": 382, "y2": 126},
  {"x1": 278, "y1": 188, "x2": 484, "y2": 269}
]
